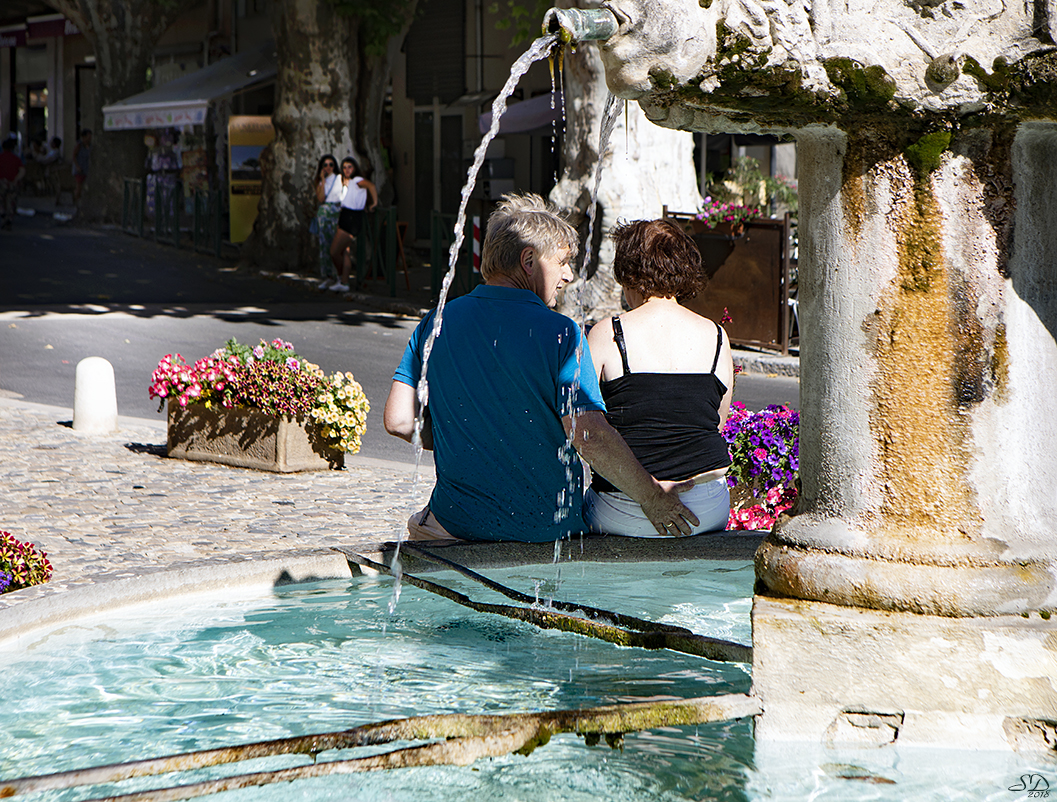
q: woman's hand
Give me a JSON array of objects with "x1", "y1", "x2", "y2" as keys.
[{"x1": 364, "y1": 179, "x2": 380, "y2": 211}]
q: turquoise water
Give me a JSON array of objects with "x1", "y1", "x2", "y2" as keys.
[{"x1": 0, "y1": 560, "x2": 1052, "y2": 801}]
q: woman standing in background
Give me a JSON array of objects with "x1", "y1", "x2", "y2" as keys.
[
  {"x1": 328, "y1": 157, "x2": 378, "y2": 293},
  {"x1": 309, "y1": 154, "x2": 342, "y2": 287}
]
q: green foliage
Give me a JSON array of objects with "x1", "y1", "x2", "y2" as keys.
[
  {"x1": 708, "y1": 156, "x2": 798, "y2": 215},
  {"x1": 904, "y1": 131, "x2": 951, "y2": 177},
  {"x1": 222, "y1": 337, "x2": 298, "y2": 365},
  {"x1": 0, "y1": 531, "x2": 53, "y2": 594},
  {"x1": 495, "y1": 0, "x2": 553, "y2": 44},
  {"x1": 326, "y1": 0, "x2": 418, "y2": 55}
]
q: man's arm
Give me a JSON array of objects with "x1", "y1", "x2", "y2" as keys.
[
  {"x1": 383, "y1": 379, "x2": 433, "y2": 450},
  {"x1": 565, "y1": 410, "x2": 699, "y2": 536}
]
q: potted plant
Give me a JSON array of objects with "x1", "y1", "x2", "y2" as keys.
[
  {"x1": 149, "y1": 338, "x2": 369, "y2": 472},
  {"x1": 693, "y1": 196, "x2": 761, "y2": 237}
]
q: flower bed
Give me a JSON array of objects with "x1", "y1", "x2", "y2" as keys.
[
  {"x1": 150, "y1": 338, "x2": 369, "y2": 471},
  {"x1": 722, "y1": 403, "x2": 799, "y2": 531}
]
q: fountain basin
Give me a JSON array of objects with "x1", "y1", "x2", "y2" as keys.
[
  {"x1": 1, "y1": 537, "x2": 1054, "y2": 800},
  {"x1": 1, "y1": 542, "x2": 757, "y2": 801}
]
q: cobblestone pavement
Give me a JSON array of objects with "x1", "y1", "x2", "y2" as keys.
[{"x1": 0, "y1": 398, "x2": 432, "y2": 615}]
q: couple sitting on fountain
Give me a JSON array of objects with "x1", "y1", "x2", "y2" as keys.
[{"x1": 384, "y1": 193, "x2": 734, "y2": 542}]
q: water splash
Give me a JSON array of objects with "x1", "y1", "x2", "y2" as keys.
[
  {"x1": 388, "y1": 33, "x2": 562, "y2": 612},
  {"x1": 553, "y1": 91, "x2": 623, "y2": 530}
]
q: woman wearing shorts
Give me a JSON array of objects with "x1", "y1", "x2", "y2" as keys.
[{"x1": 328, "y1": 157, "x2": 379, "y2": 292}]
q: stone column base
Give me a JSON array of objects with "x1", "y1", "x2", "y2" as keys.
[{"x1": 751, "y1": 594, "x2": 1057, "y2": 751}]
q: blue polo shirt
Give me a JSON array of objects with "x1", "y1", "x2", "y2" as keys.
[{"x1": 394, "y1": 284, "x2": 606, "y2": 542}]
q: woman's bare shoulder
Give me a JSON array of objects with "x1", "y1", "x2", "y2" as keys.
[
  {"x1": 588, "y1": 315, "x2": 615, "y2": 340},
  {"x1": 677, "y1": 305, "x2": 725, "y2": 329}
]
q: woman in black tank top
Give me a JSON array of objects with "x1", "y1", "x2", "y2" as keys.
[{"x1": 583, "y1": 219, "x2": 735, "y2": 537}]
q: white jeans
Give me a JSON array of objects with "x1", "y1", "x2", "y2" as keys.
[{"x1": 583, "y1": 476, "x2": 731, "y2": 537}]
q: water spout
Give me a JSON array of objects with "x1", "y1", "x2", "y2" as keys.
[{"x1": 542, "y1": 7, "x2": 617, "y2": 43}]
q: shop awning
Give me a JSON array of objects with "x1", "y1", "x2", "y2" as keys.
[{"x1": 103, "y1": 43, "x2": 276, "y2": 131}]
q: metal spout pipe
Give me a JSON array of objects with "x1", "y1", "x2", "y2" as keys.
[{"x1": 542, "y1": 7, "x2": 618, "y2": 43}]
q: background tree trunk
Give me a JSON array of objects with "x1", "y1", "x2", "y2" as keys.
[
  {"x1": 242, "y1": 0, "x2": 359, "y2": 272},
  {"x1": 48, "y1": 0, "x2": 194, "y2": 222},
  {"x1": 550, "y1": 8, "x2": 702, "y2": 323},
  {"x1": 243, "y1": 0, "x2": 416, "y2": 273}
]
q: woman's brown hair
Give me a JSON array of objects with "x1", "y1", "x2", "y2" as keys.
[{"x1": 611, "y1": 219, "x2": 703, "y2": 301}]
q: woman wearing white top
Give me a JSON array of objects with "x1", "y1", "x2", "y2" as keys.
[
  {"x1": 328, "y1": 157, "x2": 379, "y2": 292},
  {"x1": 309, "y1": 154, "x2": 342, "y2": 285}
]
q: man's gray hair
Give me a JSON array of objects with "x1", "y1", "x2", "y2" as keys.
[{"x1": 480, "y1": 193, "x2": 579, "y2": 281}]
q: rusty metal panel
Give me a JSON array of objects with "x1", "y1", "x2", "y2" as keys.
[{"x1": 664, "y1": 212, "x2": 794, "y2": 353}]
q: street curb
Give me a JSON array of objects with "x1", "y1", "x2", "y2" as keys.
[{"x1": 733, "y1": 351, "x2": 800, "y2": 378}]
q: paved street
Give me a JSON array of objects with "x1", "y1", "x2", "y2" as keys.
[
  {"x1": 0, "y1": 212, "x2": 799, "y2": 464},
  {"x1": 0, "y1": 211, "x2": 434, "y2": 463},
  {"x1": 0, "y1": 213, "x2": 799, "y2": 627},
  {"x1": 0, "y1": 396, "x2": 432, "y2": 625}
]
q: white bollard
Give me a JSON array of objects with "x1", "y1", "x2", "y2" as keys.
[{"x1": 73, "y1": 357, "x2": 119, "y2": 434}]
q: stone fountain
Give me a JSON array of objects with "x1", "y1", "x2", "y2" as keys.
[{"x1": 548, "y1": 0, "x2": 1057, "y2": 749}]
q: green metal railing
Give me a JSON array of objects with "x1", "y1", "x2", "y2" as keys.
[
  {"x1": 192, "y1": 189, "x2": 223, "y2": 258},
  {"x1": 430, "y1": 211, "x2": 478, "y2": 301},
  {"x1": 352, "y1": 206, "x2": 402, "y2": 297},
  {"x1": 122, "y1": 181, "x2": 411, "y2": 284},
  {"x1": 122, "y1": 178, "x2": 222, "y2": 258},
  {"x1": 154, "y1": 180, "x2": 182, "y2": 247},
  {"x1": 121, "y1": 177, "x2": 146, "y2": 238}
]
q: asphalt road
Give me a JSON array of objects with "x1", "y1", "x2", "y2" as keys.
[{"x1": 0, "y1": 214, "x2": 799, "y2": 464}]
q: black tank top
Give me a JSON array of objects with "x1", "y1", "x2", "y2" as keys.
[{"x1": 591, "y1": 316, "x2": 731, "y2": 493}]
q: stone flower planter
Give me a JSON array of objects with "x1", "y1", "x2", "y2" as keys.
[{"x1": 167, "y1": 402, "x2": 343, "y2": 472}]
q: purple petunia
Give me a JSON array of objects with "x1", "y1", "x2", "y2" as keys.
[{"x1": 722, "y1": 403, "x2": 800, "y2": 531}]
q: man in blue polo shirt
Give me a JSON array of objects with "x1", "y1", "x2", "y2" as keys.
[{"x1": 384, "y1": 193, "x2": 697, "y2": 543}]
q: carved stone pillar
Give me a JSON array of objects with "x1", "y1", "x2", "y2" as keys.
[{"x1": 581, "y1": 0, "x2": 1057, "y2": 745}]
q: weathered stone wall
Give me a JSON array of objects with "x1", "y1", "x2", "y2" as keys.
[
  {"x1": 598, "y1": 0, "x2": 1056, "y2": 131},
  {"x1": 580, "y1": 0, "x2": 1057, "y2": 747}
]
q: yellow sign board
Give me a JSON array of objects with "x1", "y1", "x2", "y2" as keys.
[{"x1": 228, "y1": 115, "x2": 274, "y2": 243}]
